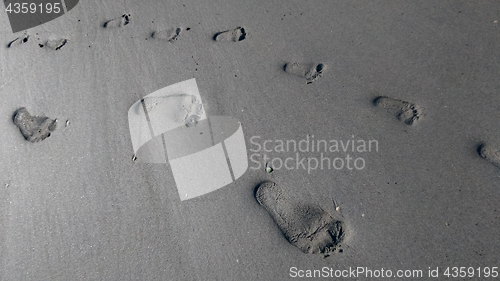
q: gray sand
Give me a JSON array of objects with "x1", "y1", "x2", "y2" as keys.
[{"x1": 1, "y1": 0, "x2": 500, "y2": 280}]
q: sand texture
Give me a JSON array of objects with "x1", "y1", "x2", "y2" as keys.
[{"x1": 1, "y1": 0, "x2": 499, "y2": 280}]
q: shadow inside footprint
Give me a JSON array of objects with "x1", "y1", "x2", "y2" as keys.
[
  {"x1": 255, "y1": 181, "x2": 345, "y2": 257},
  {"x1": 213, "y1": 27, "x2": 246, "y2": 42},
  {"x1": 13, "y1": 108, "x2": 57, "y2": 142},
  {"x1": 152, "y1": 27, "x2": 182, "y2": 42},
  {"x1": 104, "y1": 14, "x2": 131, "y2": 28},
  {"x1": 45, "y1": 38, "x2": 68, "y2": 50},
  {"x1": 478, "y1": 144, "x2": 500, "y2": 169},
  {"x1": 373, "y1": 96, "x2": 421, "y2": 125},
  {"x1": 284, "y1": 62, "x2": 326, "y2": 84},
  {"x1": 7, "y1": 34, "x2": 29, "y2": 48}
]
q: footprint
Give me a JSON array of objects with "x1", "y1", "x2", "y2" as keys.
[
  {"x1": 373, "y1": 96, "x2": 421, "y2": 125},
  {"x1": 284, "y1": 62, "x2": 326, "y2": 84},
  {"x1": 152, "y1": 27, "x2": 182, "y2": 42},
  {"x1": 478, "y1": 144, "x2": 500, "y2": 168},
  {"x1": 213, "y1": 27, "x2": 246, "y2": 42},
  {"x1": 255, "y1": 181, "x2": 345, "y2": 257},
  {"x1": 13, "y1": 108, "x2": 57, "y2": 143},
  {"x1": 103, "y1": 14, "x2": 131, "y2": 28},
  {"x1": 142, "y1": 94, "x2": 204, "y2": 127},
  {"x1": 45, "y1": 38, "x2": 68, "y2": 50},
  {"x1": 7, "y1": 33, "x2": 29, "y2": 48}
]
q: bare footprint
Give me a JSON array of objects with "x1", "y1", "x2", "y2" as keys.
[
  {"x1": 152, "y1": 28, "x2": 182, "y2": 42},
  {"x1": 104, "y1": 14, "x2": 131, "y2": 28},
  {"x1": 284, "y1": 62, "x2": 326, "y2": 84},
  {"x1": 7, "y1": 33, "x2": 29, "y2": 48},
  {"x1": 45, "y1": 38, "x2": 68, "y2": 50},
  {"x1": 13, "y1": 108, "x2": 57, "y2": 142},
  {"x1": 255, "y1": 181, "x2": 345, "y2": 257},
  {"x1": 213, "y1": 27, "x2": 246, "y2": 42},
  {"x1": 141, "y1": 94, "x2": 203, "y2": 127},
  {"x1": 478, "y1": 144, "x2": 500, "y2": 169},
  {"x1": 373, "y1": 96, "x2": 421, "y2": 125}
]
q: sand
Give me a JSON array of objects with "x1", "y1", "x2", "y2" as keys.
[{"x1": 1, "y1": 0, "x2": 500, "y2": 280}]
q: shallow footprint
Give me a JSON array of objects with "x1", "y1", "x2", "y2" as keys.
[
  {"x1": 45, "y1": 38, "x2": 68, "y2": 50},
  {"x1": 255, "y1": 181, "x2": 345, "y2": 257},
  {"x1": 373, "y1": 96, "x2": 421, "y2": 125},
  {"x1": 284, "y1": 62, "x2": 326, "y2": 84},
  {"x1": 13, "y1": 108, "x2": 57, "y2": 142},
  {"x1": 213, "y1": 27, "x2": 246, "y2": 42},
  {"x1": 7, "y1": 33, "x2": 29, "y2": 48},
  {"x1": 142, "y1": 94, "x2": 203, "y2": 127},
  {"x1": 152, "y1": 28, "x2": 182, "y2": 42},
  {"x1": 104, "y1": 14, "x2": 131, "y2": 28},
  {"x1": 478, "y1": 144, "x2": 500, "y2": 168}
]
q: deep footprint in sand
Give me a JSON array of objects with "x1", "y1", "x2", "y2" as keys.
[
  {"x1": 255, "y1": 181, "x2": 345, "y2": 257},
  {"x1": 284, "y1": 62, "x2": 326, "y2": 84},
  {"x1": 13, "y1": 108, "x2": 57, "y2": 142},
  {"x1": 478, "y1": 144, "x2": 500, "y2": 168},
  {"x1": 104, "y1": 14, "x2": 131, "y2": 28},
  {"x1": 45, "y1": 38, "x2": 68, "y2": 50},
  {"x1": 213, "y1": 27, "x2": 246, "y2": 42},
  {"x1": 7, "y1": 34, "x2": 29, "y2": 48},
  {"x1": 152, "y1": 28, "x2": 182, "y2": 42},
  {"x1": 373, "y1": 96, "x2": 421, "y2": 125}
]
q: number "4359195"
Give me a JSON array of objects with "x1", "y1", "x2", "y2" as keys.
[{"x1": 5, "y1": 2, "x2": 61, "y2": 14}]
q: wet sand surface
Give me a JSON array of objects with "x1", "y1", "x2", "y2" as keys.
[{"x1": 1, "y1": 0, "x2": 499, "y2": 280}]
